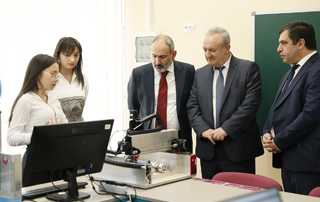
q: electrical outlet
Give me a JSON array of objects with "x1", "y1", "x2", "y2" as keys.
[{"x1": 184, "y1": 23, "x2": 195, "y2": 33}]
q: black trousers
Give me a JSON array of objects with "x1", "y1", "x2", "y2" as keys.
[
  {"x1": 200, "y1": 142, "x2": 255, "y2": 179},
  {"x1": 282, "y1": 167, "x2": 320, "y2": 195}
]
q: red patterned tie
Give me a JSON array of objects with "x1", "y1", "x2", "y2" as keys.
[{"x1": 156, "y1": 71, "x2": 169, "y2": 129}]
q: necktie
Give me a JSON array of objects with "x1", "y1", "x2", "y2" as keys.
[
  {"x1": 156, "y1": 71, "x2": 169, "y2": 129},
  {"x1": 280, "y1": 64, "x2": 299, "y2": 95},
  {"x1": 269, "y1": 64, "x2": 299, "y2": 128},
  {"x1": 216, "y1": 66, "x2": 225, "y2": 128}
]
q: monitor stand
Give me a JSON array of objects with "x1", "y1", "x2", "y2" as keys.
[{"x1": 46, "y1": 170, "x2": 90, "y2": 201}]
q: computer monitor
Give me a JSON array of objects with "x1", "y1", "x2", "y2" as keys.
[{"x1": 23, "y1": 119, "x2": 114, "y2": 201}]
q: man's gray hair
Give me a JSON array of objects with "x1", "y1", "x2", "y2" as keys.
[
  {"x1": 206, "y1": 26, "x2": 230, "y2": 46},
  {"x1": 152, "y1": 35, "x2": 175, "y2": 54}
]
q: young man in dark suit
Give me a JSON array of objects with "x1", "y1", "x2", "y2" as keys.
[
  {"x1": 187, "y1": 27, "x2": 264, "y2": 179},
  {"x1": 127, "y1": 35, "x2": 195, "y2": 153},
  {"x1": 263, "y1": 21, "x2": 320, "y2": 195}
]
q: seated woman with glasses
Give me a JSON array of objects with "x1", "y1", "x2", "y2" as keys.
[
  {"x1": 49, "y1": 37, "x2": 89, "y2": 122},
  {"x1": 7, "y1": 54, "x2": 68, "y2": 167}
]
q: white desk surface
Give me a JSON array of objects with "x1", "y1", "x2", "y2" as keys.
[{"x1": 23, "y1": 176, "x2": 320, "y2": 202}]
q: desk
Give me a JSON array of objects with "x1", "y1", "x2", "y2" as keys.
[{"x1": 24, "y1": 176, "x2": 320, "y2": 202}]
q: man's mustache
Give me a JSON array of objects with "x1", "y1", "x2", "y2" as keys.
[{"x1": 155, "y1": 64, "x2": 164, "y2": 68}]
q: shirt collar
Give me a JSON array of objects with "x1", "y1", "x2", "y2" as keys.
[
  {"x1": 294, "y1": 51, "x2": 317, "y2": 68},
  {"x1": 166, "y1": 61, "x2": 174, "y2": 73},
  {"x1": 59, "y1": 71, "x2": 77, "y2": 82},
  {"x1": 212, "y1": 53, "x2": 232, "y2": 71}
]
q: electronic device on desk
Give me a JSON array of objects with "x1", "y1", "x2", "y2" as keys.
[
  {"x1": 0, "y1": 152, "x2": 22, "y2": 202},
  {"x1": 121, "y1": 111, "x2": 188, "y2": 158},
  {"x1": 23, "y1": 119, "x2": 114, "y2": 201},
  {"x1": 92, "y1": 111, "x2": 196, "y2": 189}
]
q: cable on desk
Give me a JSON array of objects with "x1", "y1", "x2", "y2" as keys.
[
  {"x1": 51, "y1": 178, "x2": 66, "y2": 194},
  {"x1": 88, "y1": 174, "x2": 122, "y2": 201},
  {"x1": 88, "y1": 174, "x2": 137, "y2": 202}
]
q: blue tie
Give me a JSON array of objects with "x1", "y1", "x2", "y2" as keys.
[
  {"x1": 280, "y1": 64, "x2": 299, "y2": 95},
  {"x1": 216, "y1": 66, "x2": 225, "y2": 128},
  {"x1": 269, "y1": 64, "x2": 299, "y2": 129}
]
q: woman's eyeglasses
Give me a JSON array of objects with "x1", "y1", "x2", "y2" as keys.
[{"x1": 42, "y1": 71, "x2": 59, "y2": 79}]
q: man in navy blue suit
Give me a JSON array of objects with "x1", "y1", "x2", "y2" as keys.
[
  {"x1": 127, "y1": 35, "x2": 195, "y2": 153},
  {"x1": 263, "y1": 21, "x2": 320, "y2": 195}
]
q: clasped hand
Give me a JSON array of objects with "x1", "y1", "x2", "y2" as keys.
[
  {"x1": 201, "y1": 128, "x2": 227, "y2": 145},
  {"x1": 45, "y1": 116, "x2": 58, "y2": 125},
  {"x1": 262, "y1": 133, "x2": 281, "y2": 154},
  {"x1": 30, "y1": 116, "x2": 58, "y2": 139}
]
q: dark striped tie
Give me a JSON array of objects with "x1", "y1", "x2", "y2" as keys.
[{"x1": 216, "y1": 66, "x2": 225, "y2": 128}]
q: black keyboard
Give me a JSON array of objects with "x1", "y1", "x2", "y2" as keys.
[{"x1": 22, "y1": 181, "x2": 88, "y2": 199}]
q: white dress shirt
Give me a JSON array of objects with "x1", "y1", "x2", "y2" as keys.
[
  {"x1": 7, "y1": 92, "x2": 68, "y2": 146},
  {"x1": 153, "y1": 62, "x2": 180, "y2": 130},
  {"x1": 291, "y1": 51, "x2": 317, "y2": 81}
]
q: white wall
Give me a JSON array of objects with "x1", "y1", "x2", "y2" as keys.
[{"x1": 0, "y1": 0, "x2": 125, "y2": 154}]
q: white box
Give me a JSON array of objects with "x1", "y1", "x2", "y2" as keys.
[{"x1": 0, "y1": 153, "x2": 22, "y2": 201}]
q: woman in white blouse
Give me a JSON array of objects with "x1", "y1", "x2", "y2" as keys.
[
  {"x1": 50, "y1": 37, "x2": 89, "y2": 122},
  {"x1": 7, "y1": 54, "x2": 68, "y2": 168}
]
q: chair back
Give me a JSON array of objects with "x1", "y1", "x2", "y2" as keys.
[
  {"x1": 213, "y1": 172, "x2": 282, "y2": 191},
  {"x1": 309, "y1": 187, "x2": 320, "y2": 197}
]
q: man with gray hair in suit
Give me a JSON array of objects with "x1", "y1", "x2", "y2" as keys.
[{"x1": 187, "y1": 27, "x2": 264, "y2": 179}]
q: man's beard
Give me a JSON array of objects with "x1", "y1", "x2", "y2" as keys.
[{"x1": 153, "y1": 61, "x2": 172, "y2": 72}]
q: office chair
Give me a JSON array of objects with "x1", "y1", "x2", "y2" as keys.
[
  {"x1": 309, "y1": 187, "x2": 320, "y2": 197},
  {"x1": 213, "y1": 172, "x2": 283, "y2": 191}
]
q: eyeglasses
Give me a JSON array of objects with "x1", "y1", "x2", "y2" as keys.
[{"x1": 42, "y1": 71, "x2": 59, "y2": 79}]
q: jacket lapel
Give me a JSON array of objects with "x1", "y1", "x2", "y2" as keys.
[
  {"x1": 174, "y1": 61, "x2": 183, "y2": 115},
  {"x1": 273, "y1": 73, "x2": 288, "y2": 106},
  {"x1": 276, "y1": 53, "x2": 319, "y2": 107},
  {"x1": 145, "y1": 64, "x2": 155, "y2": 115},
  {"x1": 205, "y1": 65, "x2": 214, "y2": 123},
  {"x1": 222, "y1": 55, "x2": 238, "y2": 104}
]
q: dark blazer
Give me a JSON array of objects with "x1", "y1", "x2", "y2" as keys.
[
  {"x1": 187, "y1": 55, "x2": 264, "y2": 162},
  {"x1": 263, "y1": 53, "x2": 320, "y2": 172},
  {"x1": 127, "y1": 60, "x2": 195, "y2": 152}
]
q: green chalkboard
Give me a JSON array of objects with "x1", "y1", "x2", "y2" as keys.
[{"x1": 254, "y1": 10, "x2": 320, "y2": 134}]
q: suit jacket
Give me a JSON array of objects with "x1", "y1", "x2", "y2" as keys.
[
  {"x1": 127, "y1": 60, "x2": 195, "y2": 152},
  {"x1": 263, "y1": 53, "x2": 320, "y2": 172},
  {"x1": 187, "y1": 55, "x2": 264, "y2": 162}
]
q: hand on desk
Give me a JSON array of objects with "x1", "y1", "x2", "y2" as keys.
[
  {"x1": 263, "y1": 133, "x2": 281, "y2": 154},
  {"x1": 201, "y1": 127, "x2": 228, "y2": 145}
]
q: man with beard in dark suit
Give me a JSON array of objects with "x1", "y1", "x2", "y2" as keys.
[{"x1": 128, "y1": 35, "x2": 195, "y2": 153}]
